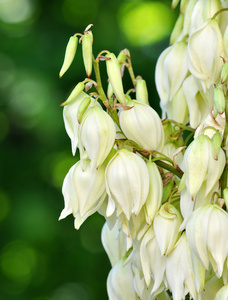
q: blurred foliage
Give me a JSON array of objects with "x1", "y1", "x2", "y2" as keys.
[{"x1": 0, "y1": 0, "x2": 178, "y2": 299}]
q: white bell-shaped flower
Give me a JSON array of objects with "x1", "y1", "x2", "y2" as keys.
[
  {"x1": 155, "y1": 41, "x2": 188, "y2": 110},
  {"x1": 105, "y1": 149, "x2": 149, "y2": 220},
  {"x1": 139, "y1": 226, "x2": 166, "y2": 293},
  {"x1": 101, "y1": 221, "x2": 129, "y2": 267},
  {"x1": 59, "y1": 159, "x2": 106, "y2": 229},
  {"x1": 182, "y1": 134, "x2": 225, "y2": 199},
  {"x1": 79, "y1": 104, "x2": 116, "y2": 169},
  {"x1": 188, "y1": 18, "x2": 224, "y2": 91},
  {"x1": 154, "y1": 203, "x2": 183, "y2": 256},
  {"x1": 186, "y1": 204, "x2": 228, "y2": 277},
  {"x1": 182, "y1": 75, "x2": 210, "y2": 129},
  {"x1": 143, "y1": 161, "x2": 163, "y2": 225},
  {"x1": 166, "y1": 232, "x2": 205, "y2": 300},
  {"x1": 119, "y1": 100, "x2": 164, "y2": 152},
  {"x1": 63, "y1": 92, "x2": 88, "y2": 155},
  {"x1": 107, "y1": 253, "x2": 138, "y2": 300}
]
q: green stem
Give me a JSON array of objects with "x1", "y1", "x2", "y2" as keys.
[
  {"x1": 92, "y1": 56, "x2": 107, "y2": 102},
  {"x1": 212, "y1": 8, "x2": 228, "y2": 19},
  {"x1": 163, "y1": 119, "x2": 195, "y2": 132},
  {"x1": 155, "y1": 160, "x2": 183, "y2": 179},
  {"x1": 125, "y1": 51, "x2": 136, "y2": 87}
]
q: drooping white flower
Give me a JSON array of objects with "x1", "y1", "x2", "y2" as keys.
[
  {"x1": 59, "y1": 159, "x2": 106, "y2": 229},
  {"x1": 139, "y1": 226, "x2": 166, "y2": 293},
  {"x1": 186, "y1": 204, "x2": 228, "y2": 277},
  {"x1": 166, "y1": 233, "x2": 205, "y2": 300},
  {"x1": 188, "y1": 18, "x2": 224, "y2": 91},
  {"x1": 143, "y1": 161, "x2": 163, "y2": 225},
  {"x1": 105, "y1": 149, "x2": 149, "y2": 220},
  {"x1": 154, "y1": 203, "x2": 183, "y2": 256},
  {"x1": 119, "y1": 100, "x2": 164, "y2": 152},
  {"x1": 101, "y1": 221, "x2": 129, "y2": 267},
  {"x1": 79, "y1": 104, "x2": 116, "y2": 169},
  {"x1": 182, "y1": 134, "x2": 225, "y2": 199},
  {"x1": 63, "y1": 91, "x2": 88, "y2": 155},
  {"x1": 107, "y1": 253, "x2": 139, "y2": 300},
  {"x1": 155, "y1": 41, "x2": 188, "y2": 111}
]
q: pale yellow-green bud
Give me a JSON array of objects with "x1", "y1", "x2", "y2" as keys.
[
  {"x1": 135, "y1": 78, "x2": 149, "y2": 105},
  {"x1": 221, "y1": 60, "x2": 228, "y2": 84},
  {"x1": 171, "y1": 0, "x2": 180, "y2": 9},
  {"x1": 106, "y1": 53, "x2": 126, "y2": 104},
  {"x1": 82, "y1": 33, "x2": 93, "y2": 77},
  {"x1": 212, "y1": 131, "x2": 222, "y2": 160},
  {"x1": 214, "y1": 85, "x2": 226, "y2": 114},
  {"x1": 170, "y1": 13, "x2": 184, "y2": 45},
  {"x1": 224, "y1": 188, "x2": 228, "y2": 211},
  {"x1": 60, "y1": 82, "x2": 85, "y2": 106},
  {"x1": 59, "y1": 35, "x2": 78, "y2": 78},
  {"x1": 77, "y1": 96, "x2": 91, "y2": 124}
]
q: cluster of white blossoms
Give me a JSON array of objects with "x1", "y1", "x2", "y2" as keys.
[{"x1": 58, "y1": 0, "x2": 228, "y2": 299}]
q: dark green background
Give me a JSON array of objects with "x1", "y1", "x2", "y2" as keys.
[{"x1": 0, "y1": 0, "x2": 177, "y2": 299}]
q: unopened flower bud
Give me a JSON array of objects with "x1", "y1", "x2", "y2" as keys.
[
  {"x1": 214, "y1": 85, "x2": 226, "y2": 114},
  {"x1": 60, "y1": 82, "x2": 85, "y2": 106},
  {"x1": 79, "y1": 105, "x2": 116, "y2": 169},
  {"x1": 221, "y1": 60, "x2": 228, "y2": 84},
  {"x1": 105, "y1": 149, "x2": 149, "y2": 219},
  {"x1": 77, "y1": 96, "x2": 91, "y2": 124},
  {"x1": 106, "y1": 52, "x2": 126, "y2": 104},
  {"x1": 136, "y1": 78, "x2": 149, "y2": 105},
  {"x1": 119, "y1": 100, "x2": 164, "y2": 151},
  {"x1": 170, "y1": 13, "x2": 184, "y2": 44},
  {"x1": 82, "y1": 33, "x2": 93, "y2": 77},
  {"x1": 212, "y1": 131, "x2": 222, "y2": 160},
  {"x1": 59, "y1": 35, "x2": 78, "y2": 78},
  {"x1": 154, "y1": 203, "x2": 183, "y2": 255}
]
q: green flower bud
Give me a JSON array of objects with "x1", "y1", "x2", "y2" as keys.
[
  {"x1": 60, "y1": 82, "x2": 85, "y2": 106},
  {"x1": 170, "y1": 13, "x2": 184, "y2": 45},
  {"x1": 224, "y1": 188, "x2": 228, "y2": 211},
  {"x1": 212, "y1": 131, "x2": 222, "y2": 160},
  {"x1": 59, "y1": 35, "x2": 78, "y2": 78},
  {"x1": 77, "y1": 96, "x2": 91, "y2": 124},
  {"x1": 136, "y1": 78, "x2": 149, "y2": 105},
  {"x1": 214, "y1": 85, "x2": 226, "y2": 114},
  {"x1": 106, "y1": 53, "x2": 126, "y2": 104},
  {"x1": 82, "y1": 33, "x2": 93, "y2": 77},
  {"x1": 221, "y1": 60, "x2": 228, "y2": 84}
]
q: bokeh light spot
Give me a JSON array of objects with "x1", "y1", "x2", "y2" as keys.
[
  {"x1": 0, "y1": 53, "x2": 15, "y2": 89},
  {"x1": 0, "y1": 240, "x2": 37, "y2": 283},
  {"x1": 0, "y1": 112, "x2": 9, "y2": 142},
  {"x1": 52, "y1": 283, "x2": 89, "y2": 300},
  {"x1": 0, "y1": 190, "x2": 10, "y2": 221},
  {"x1": 0, "y1": 0, "x2": 35, "y2": 24},
  {"x1": 118, "y1": 1, "x2": 176, "y2": 46}
]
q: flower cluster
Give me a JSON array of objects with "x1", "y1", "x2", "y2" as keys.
[{"x1": 59, "y1": 1, "x2": 228, "y2": 299}]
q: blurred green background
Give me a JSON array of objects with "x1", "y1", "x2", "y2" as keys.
[{"x1": 0, "y1": 0, "x2": 177, "y2": 299}]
